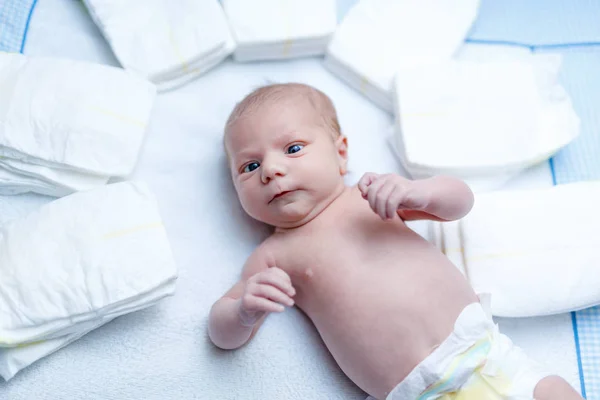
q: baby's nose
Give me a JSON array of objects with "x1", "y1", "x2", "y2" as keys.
[{"x1": 261, "y1": 157, "x2": 286, "y2": 183}]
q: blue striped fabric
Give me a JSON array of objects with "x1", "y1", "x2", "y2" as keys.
[{"x1": 0, "y1": 0, "x2": 37, "y2": 53}]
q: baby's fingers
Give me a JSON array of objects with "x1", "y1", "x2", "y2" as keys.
[
  {"x1": 256, "y1": 268, "x2": 295, "y2": 297},
  {"x1": 358, "y1": 172, "x2": 379, "y2": 197},
  {"x1": 243, "y1": 295, "x2": 286, "y2": 314},
  {"x1": 255, "y1": 284, "x2": 294, "y2": 307},
  {"x1": 374, "y1": 181, "x2": 395, "y2": 220}
]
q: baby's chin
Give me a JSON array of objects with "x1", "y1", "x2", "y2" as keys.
[{"x1": 259, "y1": 203, "x2": 317, "y2": 228}]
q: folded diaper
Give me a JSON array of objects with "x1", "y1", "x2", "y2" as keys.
[
  {"x1": 324, "y1": 0, "x2": 479, "y2": 112},
  {"x1": 223, "y1": 0, "x2": 337, "y2": 62},
  {"x1": 388, "y1": 303, "x2": 549, "y2": 399},
  {"x1": 83, "y1": 0, "x2": 235, "y2": 91},
  {"x1": 0, "y1": 157, "x2": 109, "y2": 194},
  {"x1": 432, "y1": 182, "x2": 600, "y2": 318},
  {"x1": 0, "y1": 181, "x2": 178, "y2": 381},
  {"x1": 0, "y1": 280, "x2": 175, "y2": 381},
  {"x1": 0, "y1": 52, "x2": 155, "y2": 196},
  {"x1": 392, "y1": 46, "x2": 580, "y2": 185},
  {"x1": 0, "y1": 168, "x2": 72, "y2": 197}
]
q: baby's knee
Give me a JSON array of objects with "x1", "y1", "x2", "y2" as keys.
[{"x1": 533, "y1": 375, "x2": 582, "y2": 400}]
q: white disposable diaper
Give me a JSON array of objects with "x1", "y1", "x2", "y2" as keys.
[
  {"x1": 0, "y1": 52, "x2": 156, "y2": 196},
  {"x1": 432, "y1": 181, "x2": 600, "y2": 317},
  {"x1": 223, "y1": 0, "x2": 337, "y2": 62},
  {"x1": 0, "y1": 181, "x2": 178, "y2": 381},
  {"x1": 392, "y1": 45, "x2": 579, "y2": 185},
  {"x1": 0, "y1": 157, "x2": 109, "y2": 194},
  {"x1": 83, "y1": 0, "x2": 235, "y2": 91},
  {"x1": 388, "y1": 302, "x2": 548, "y2": 399},
  {"x1": 324, "y1": 0, "x2": 479, "y2": 112},
  {"x1": 0, "y1": 280, "x2": 175, "y2": 381}
]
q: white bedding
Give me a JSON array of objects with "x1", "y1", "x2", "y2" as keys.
[{"x1": 0, "y1": 0, "x2": 581, "y2": 398}]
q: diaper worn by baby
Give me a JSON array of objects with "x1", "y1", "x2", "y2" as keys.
[{"x1": 386, "y1": 302, "x2": 549, "y2": 399}]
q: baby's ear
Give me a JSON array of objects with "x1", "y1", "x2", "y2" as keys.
[{"x1": 335, "y1": 135, "x2": 348, "y2": 175}]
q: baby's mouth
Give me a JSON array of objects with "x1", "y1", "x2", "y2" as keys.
[{"x1": 270, "y1": 190, "x2": 293, "y2": 203}]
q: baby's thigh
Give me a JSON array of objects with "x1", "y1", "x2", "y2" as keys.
[{"x1": 533, "y1": 375, "x2": 582, "y2": 400}]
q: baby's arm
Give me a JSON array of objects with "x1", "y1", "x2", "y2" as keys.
[
  {"x1": 358, "y1": 173, "x2": 474, "y2": 221},
  {"x1": 208, "y1": 248, "x2": 295, "y2": 350}
]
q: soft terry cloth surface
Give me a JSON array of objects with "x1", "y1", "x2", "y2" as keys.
[{"x1": 0, "y1": 0, "x2": 582, "y2": 398}]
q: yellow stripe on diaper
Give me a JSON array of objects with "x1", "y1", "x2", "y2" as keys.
[
  {"x1": 359, "y1": 76, "x2": 368, "y2": 94},
  {"x1": 16, "y1": 339, "x2": 46, "y2": 348},
  {"x1": 88, "y1": 105, "x2": 147, "y2": 128},
  {"x1": 283, "y1": 38, "x2": 294, "y2": 57},
  {"x1": 443, "y1": 246, "x2": 464, "y2": 256},
  {"x1": 168, "y1": 26, "x2": 190, "y2": 73},
  {"x1": 103, "y1": 222, "x2": 163, "y2": 240},
  {"x1": 418, "y1": 337, "x2": 492, "y2": 400}
]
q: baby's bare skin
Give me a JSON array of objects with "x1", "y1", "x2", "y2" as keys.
[
  {"x1": 208, "y1": 83, "x2": 582, "y2": 400},
  {"x1": 257, "y1": 185, "x2": 478, "y2": 398}
]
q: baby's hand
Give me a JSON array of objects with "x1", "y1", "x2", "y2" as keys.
[
  {"x1": 238, "y1": 267, "x2": 296, "y2": 326},
  {"x1": 358, "y1": 172, "x2": 426, "y2": 219}
]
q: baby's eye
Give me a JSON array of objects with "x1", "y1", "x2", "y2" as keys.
[
  {"x1": 286, "y1": 144, "x2": 304, "y2": 154},
  {"x1": 243, "y1": 162, "x2": 260, "y2": 173}
]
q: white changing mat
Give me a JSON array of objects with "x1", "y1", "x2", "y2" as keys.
[
  {"x1": 0, "y1": 0, "x2": 581, "y2": 397},
  {"x1": 392, "y1": 49, "x2": 580, "y2": 182},
  {"x1": 435, "y1": 182, "x2": 600, "y2": 318},
  {"x1": 83, "y1": 0, "x2": 235, "y2": 91},
  {"x1": 0, "y1": 52, "x2": 156, "y2": 180},
  {"x1": 223, "y1": 0, "x2": 337, "y2": 62},
  {"x1": 324, "y1": 0, "x2": 480, "y2": 112}
]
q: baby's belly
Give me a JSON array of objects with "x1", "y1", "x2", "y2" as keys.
[{"x1": 296, "y1": 253, "x2": 478, "y2": 399}]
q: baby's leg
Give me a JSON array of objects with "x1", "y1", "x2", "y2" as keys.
[{"x1": 533, "y1": 376, "x2": 583, "y2": 400}]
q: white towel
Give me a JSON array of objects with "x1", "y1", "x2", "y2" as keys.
[
  {"x1": 324, "y1": 0, "x2": 479, "y2": 112},
  {"x1": 0, "y1": 52, "x2": 155, "y2": 196},
  {"x1": 223, "y1": 0, "x2": 337, "y2": 62},
  {"x1": 83, "y1": 0, "x2": 235, "y2": 91},
  {"x1": 433, "y1": 182, "x2": 600, "y2": 318},
  {"x1": 0, "y1": 181, "x2": 177, "y2": 355},
  {"x1": 392, "y1": 49, "x2": 580, "y2": 185}
]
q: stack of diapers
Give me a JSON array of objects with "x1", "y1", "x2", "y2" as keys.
[
  {"x1": 391, "y1": 45, "x2": 580, "y2": 191},
  {"x1": 324, "y1": 0, "x2": 480, "y2": 112},
  {"x1": 0, "y1": 52, "x2": 156, "y2": 197},
  {"x1": 431, "y1": 181, "x2": 600, "y2": 318},
  {"x1": 0, "y1": 181, "x2": 178, "y2": 381},
  {"x1": 83, "y1": 0, "x2": 235, "y2": 91},
  {"x1": 222, "y1": 0, "x2": 337, "y2": 62}
]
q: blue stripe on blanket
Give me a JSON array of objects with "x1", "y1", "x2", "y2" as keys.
[{"x1": 0, "y1": 0, "x2": 37, "y2": 53}]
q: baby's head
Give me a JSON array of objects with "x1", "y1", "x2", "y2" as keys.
[{"x1": 224, "y1": 83, "x2": 348, "y2": 228}]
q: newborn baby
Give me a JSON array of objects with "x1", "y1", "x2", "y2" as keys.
[{"x1": 208, "y1": 83, "x2": 581, "y2": 400}]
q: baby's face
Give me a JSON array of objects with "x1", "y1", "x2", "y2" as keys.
[{"x1": 226, "y1": 102, "x2": 347, "y2": 228}]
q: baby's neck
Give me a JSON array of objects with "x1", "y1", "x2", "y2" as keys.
[{"x1": 274, "y1": 183, "x2": 350, "y2": 233}]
